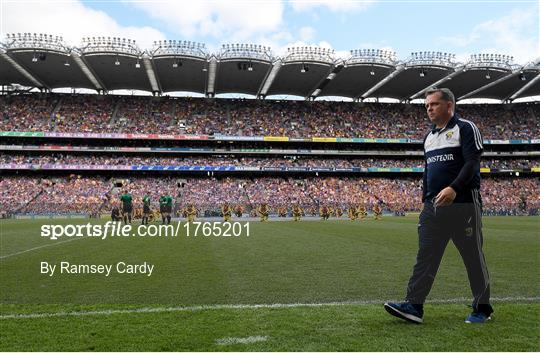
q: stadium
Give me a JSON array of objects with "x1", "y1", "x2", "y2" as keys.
[{"x1": 1, "y1": 32, "x2": 539, "y2": 351}]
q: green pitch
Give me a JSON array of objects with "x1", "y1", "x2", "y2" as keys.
[{"x1": 1, "y1": 216, "x2": 539, "y2": 351}]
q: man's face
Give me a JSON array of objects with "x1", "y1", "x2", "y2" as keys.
[{"x1": 425, "y1": 92, "x2": 452, "y2": 126}]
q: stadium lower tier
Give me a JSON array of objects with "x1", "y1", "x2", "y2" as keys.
[{"x1": 1, "y1": 175, "x2": 538, "y2": 217}]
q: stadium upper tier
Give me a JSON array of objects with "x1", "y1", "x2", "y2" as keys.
[
  {"x1": 1, "y1": 94, "x2": 539, "y2": 140},
  {"x1": 1, "y1": 34, "x2": 539, "y2": 100}
]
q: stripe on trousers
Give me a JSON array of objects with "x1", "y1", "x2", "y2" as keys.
[{"x1": 472, "y1": 189, "x2": 489, "y2": 307}]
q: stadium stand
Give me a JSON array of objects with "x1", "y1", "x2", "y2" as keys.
[
  {"x1": 1, "y1": 176, "x2": 538, "y2": 217},
  {"x1": 0, "y1": 153, "x2": 537, "y2": 170},
  {"x1": 2, "y1": 94, "x2": 539, "y2": 139},
  {"x1": 1, "y1": 94, "x2": 538, "y2": 218}
]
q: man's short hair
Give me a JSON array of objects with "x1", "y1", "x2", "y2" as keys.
[{"x1": 425, "y1": 88, "x2": 455, "y2": 106}]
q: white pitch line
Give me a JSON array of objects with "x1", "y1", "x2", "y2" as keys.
[
  {"x1": 1, "y1": 296, "x2": 538, "y2": 320},
  {"x1": 216, "y1": 336, "x2": 269, "y2": 345},
  {"x1": 0, "y1": 236, "x2": 86, "y2": 260}
]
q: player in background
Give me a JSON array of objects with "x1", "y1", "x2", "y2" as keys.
[
  {"x1": 348, "y1": 204, "x2": 358, "y2": 221},
  {"x1": 257, "y1": 203, "x2": 269, "y2": 222},
  {"x1": 320, "y1": 205, "x2": 330, "y2": 220},
  {"x1": 358, "y1": 203, "x2": 368, "y2": 220},
  {"x1": 111, "y1": 201, "x2": 121, "y2": 222},
  {"x1": 119, "y1": 189, "x2": 133, "y2": 224},
  {"x1": 159, "y1": 194, "x2": 166, "y2": 223},
  {"x1": 159, "y1": 193, "x2": 173, "y2": 225},
  {"x1": 142, "y1": 193, "x2": 151, "y2": 225},
  {"x1": 134, "y1": 207, "x2": 142, "y2": 220},
  {"x1": 373, "y1": 203, "x2": 383, "y2": 220},
  {"x1": 186, "y1": 204, "x2": 198, "y2": 222},
  {"x1": 292, "y1": 204, "x2": 303, "y2": 221},
  {"x1": 222, "y1": 202, "x2": 232, "y2": 222},
  {"x1": 150, "y1": 209, "x2": 158, "y2": 223},
  {"x1": 235, "y1": 204, "x2": 244, "y2": 218}
]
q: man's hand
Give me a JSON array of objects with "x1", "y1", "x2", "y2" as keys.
[{"x1": 434, "y1": 186, "x2": 456, "y2": 207}]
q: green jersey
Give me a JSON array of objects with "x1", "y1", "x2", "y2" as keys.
[
  {"x1": 160, "y1": 195, "x2": 173, "y2": 206},
  {"x1": 143, "y1": 195, "x2": 151, "y2": 206},
  {"x1": 120, "y1": 193, "x2": 132, "y2": 206}
]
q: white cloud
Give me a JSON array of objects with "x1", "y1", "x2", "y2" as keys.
[
  {"x1": 455, "y1": 52, "x2": 472, "y2": 64},
  {"x1": 290, "y1": 0, "x2": 375, "y2": 12},
  {"x1": 299, "y1": 26, "x2": 315, "y2": 42},
  {"x1": 438, "y1": 6, "x2": 539, "y2": 64},
  {"x1": 355, "y1": 42, "x2": 395, "y2": 52},
  {"x1": 126, "y1": 0, "x2": 285, "y2": 40},
  {"x1": 1, "y1": 0, "x2": 165, "y2": 49}
]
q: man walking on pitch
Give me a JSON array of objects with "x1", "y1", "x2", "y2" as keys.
[{"x1": 384, "y1": 88, "x2": 493, "y2": 324}]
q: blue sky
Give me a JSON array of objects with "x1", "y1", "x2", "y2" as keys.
[{"x1": 2, "y1": 0, "x2": 538, "y2": 64}]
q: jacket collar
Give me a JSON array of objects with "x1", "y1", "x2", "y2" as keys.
[{"x1": 431, "y1": 114, "x2": 458, "y2": 134}]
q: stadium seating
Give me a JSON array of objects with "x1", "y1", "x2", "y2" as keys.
[
  {"x1": 1, "y1": 94, "x2": 538, "y2": 218},
  {"x1": 2, "y1": 94, "x2": 539, "y2": 139},
  {"x1": 1, "y1": 176, "x2": 538, "y2": 216},
  {"x1": 0, "y1": 153, "x2": 536, "y2": 169}
]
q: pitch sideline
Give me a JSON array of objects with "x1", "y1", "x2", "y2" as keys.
[
  {"x1": 1, "y1": 296, "x2": 538, "y2": 320},
  {"x1": 0, "y1": 236, "x2": 88, "y2": 260}
]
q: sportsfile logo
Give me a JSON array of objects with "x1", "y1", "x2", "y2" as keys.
[
  {"x1": 41, "y1": 221, "x2": 178, "y2": 240},
  {"x1": 40, "y1": 221, "x2": 250, "y2": 240}
]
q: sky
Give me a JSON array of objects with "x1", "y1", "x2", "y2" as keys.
[
  {"x1": 1, "y1": 0, "x2": 538, "y2": 64},
  {"x1": 0, "y1": 0, "x2": 538, "y2": 100}
]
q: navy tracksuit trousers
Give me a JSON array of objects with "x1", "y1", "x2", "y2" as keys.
[{"x1": 405, "y1": 191, "x2": 492, "y2": 312}]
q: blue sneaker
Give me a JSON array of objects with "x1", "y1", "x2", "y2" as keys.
[
  {"x1": 465, "y1": 311, "x2": 491, "y2": 323},
  {"x1": 384, "y1": 301, "x2": 423, "y2": 324}
]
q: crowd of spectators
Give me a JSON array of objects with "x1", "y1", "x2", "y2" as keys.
[
  {"x1": 3, "y1": 94, "x2": 537, "y2": 217},
  {"x1": 482, "y1": 178, "x2": 539, "y2": 215},
  {"x1": 0, "y1": 176, "x2": 44, "y2": 214},
  {"x1": 1, "y1": 153, "x2": 537, "y2": 170},
  {"x1": 1, "y1": 175, "x2": 110, "y2": 215},
  {"x1": 1, "y1": 95, "x2": 58, "y2": 131},
  {"x1": 2, "y1": 94, "x2": 538, "y2": 139},
  {"x1": 54, "y1": 95, "x2": 116, "y2": 133},
  {"x1": 1, "y1": 175, "x2": 538, "y2": 216},
  {"x1": 115, "y1": 96, "x2": 177, "y2": 133}
]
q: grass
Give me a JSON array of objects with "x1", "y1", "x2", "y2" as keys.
[{"x1": 0, "y1": 216, "x2": 539, "y2": 351}]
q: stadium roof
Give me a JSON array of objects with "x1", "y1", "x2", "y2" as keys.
[{"x1": 1, "y1": 34, "x2": 538, "y2": 102}]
